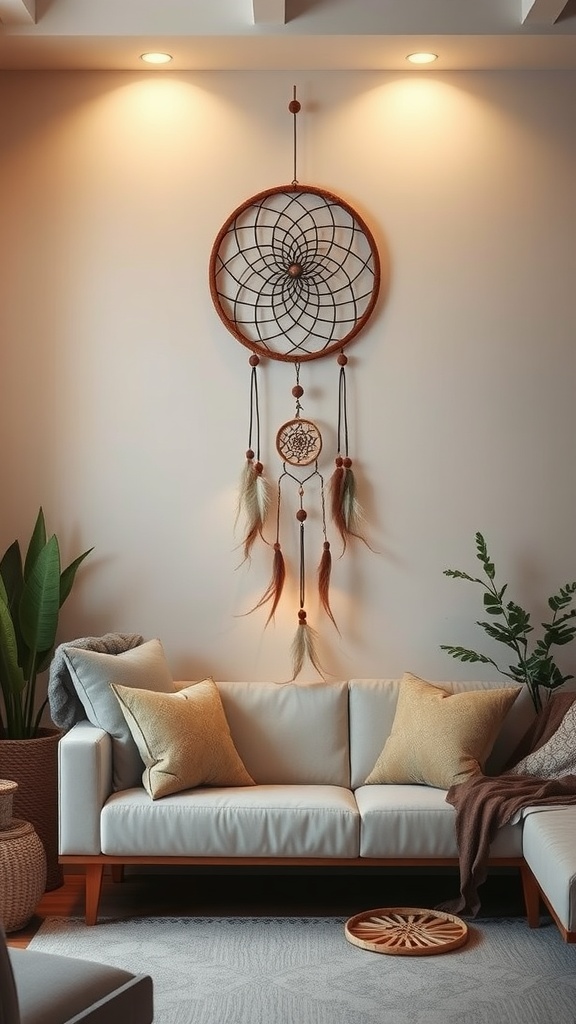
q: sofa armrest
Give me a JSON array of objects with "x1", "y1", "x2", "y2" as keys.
[{"x1": 59, "y1": 721, "x2": 113, "y2": 855}]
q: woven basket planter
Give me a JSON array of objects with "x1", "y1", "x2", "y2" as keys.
[
  {"x1": 0, "y1": 818, "x2": 47, "y2": 932},
  {"x1": 0, "y1": 729, "x2": 62, "y2": 890}
]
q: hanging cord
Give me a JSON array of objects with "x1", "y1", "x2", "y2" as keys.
[
  {"x1": 289, "y1": 86, "x2": 301, "y2": 186},
  {"x1": 248, "y1": 355, "x2": 261, "y2": 462},
  {"x1": 318, "y1": 470, "x2": 339, "y2": 632},
  {"x1": 290, "y1": 468, "x2": 325, "y2": 679},
  {"x1": 235, "y1": 353, "x2": 270, "y2": 562},
  {"x1": 329, "y1": 350, "x2": 371, "y2": 553},
  {"x1": 292, "y1": 362, "x2": 303, "y2": 417},
  {"x1": 336, "y1": 356, "x2": 349, "y2": 457}
]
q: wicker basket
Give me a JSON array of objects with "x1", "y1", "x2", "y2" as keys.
[
  {"x1": 0, "y1": 729, "x2": 62, "y2": 890},
  {"x1": 0, "y1": 818, "x2": 47, "y2": 933},
  {"x1": 0, "y1": 779, "x2": 18, "y2": 830}
]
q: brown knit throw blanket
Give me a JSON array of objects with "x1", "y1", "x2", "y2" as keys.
[{"x1": 441, "y1": 691, "x2": 576, "y2": 917}]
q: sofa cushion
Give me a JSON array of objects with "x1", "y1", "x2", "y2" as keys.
[
  {"x1": 363, "y1": 673, "x2": 520, "y2": 789},
  {"x1": 62, "y1": 638, "x2": 175, "y2": 791},
  {"x1": 110, "y1": 678, "x2": 255, "y2": 799},
  {"x1": 214, "y1": 680, "x2": 351, "y2": 787},
  {"x1": 100, "y1": 784, "x2": 360, "y2": 858},
  {"x1": 522, "y1": 808, "x2": 576, "y2": 933},
  {"x1": 355, "y1": 784, "x2": 522, "y2": 858}
]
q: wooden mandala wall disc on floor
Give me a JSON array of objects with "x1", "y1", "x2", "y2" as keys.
[{"x1": 344, "y1": 907, "x2": 469, "y2": 956}]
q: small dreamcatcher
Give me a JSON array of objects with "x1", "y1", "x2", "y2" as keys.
[{"x1": 209, "y1": 88, "x2": 381, "y2": 677}]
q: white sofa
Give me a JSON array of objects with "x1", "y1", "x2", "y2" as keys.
[{"x1": 57, "y1": 676, "x2": 576, "y2": 940}]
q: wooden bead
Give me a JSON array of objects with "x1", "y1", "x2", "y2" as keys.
[
  {"x1": 298, "y1": 609, "x2": 307, "y2": 622},
  {"x1": 343, "y1": 457, "x2": 352, "y2": 469},
  {"x1": 246, "y1": 449, "x2": 254, "y2": 460},
  {"x1": 249, "y1": 354, "x2": 260, "y2": 366},
  {"x1": 292, "y1": 385, "x2": 304, "y2": 398},
  {"x1": 289, "y1": 100, "x2": 301, "y2": 114},
  {"x1": 337, "y1": 353, "x2": 348, "y2": 365},
  {"x1": 296, "y1": 509, "x2": 307, "y2": 522}
]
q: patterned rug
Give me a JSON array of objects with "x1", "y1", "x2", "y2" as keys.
[{"x1": 29, "y1": 914, "x2": 576, "y2": 1024}]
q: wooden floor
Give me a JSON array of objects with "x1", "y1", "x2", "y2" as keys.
[{"x1": 7, "y1": 865, "x2": 527, "y2": 948}]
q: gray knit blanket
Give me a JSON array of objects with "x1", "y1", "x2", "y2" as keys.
[{"x1": 48, "y1": 632, "x2": 144, "y2": 731}]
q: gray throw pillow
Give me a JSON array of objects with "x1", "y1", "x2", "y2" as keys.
[{"x1": 62, "y1": 638, "x2": 175, "y2": 790}]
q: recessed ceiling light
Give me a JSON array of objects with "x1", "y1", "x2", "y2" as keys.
[
  {"x1": 406, "y1": 52, "x2": 438, "y2": 65},
  {"x1": 140, "y1": 52, "x2": 173, "y2": 65}
]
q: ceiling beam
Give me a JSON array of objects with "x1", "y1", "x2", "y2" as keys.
[
  {"x1": 0, "y1": 0, "x2": 36, "y2": 24},
  {"x1": 252, "y1": 0, "x2": 286, "y2": 25},
  {"x1": 521, "y1": 0, "x2": 570, "y2": 24}
]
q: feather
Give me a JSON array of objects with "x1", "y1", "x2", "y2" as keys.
[
  {"x1": 318, "y1": 541, "x2": 339, "y2": 633},
  {"x1": 242, "y1": 543, "x2": 286, "y2": 623},
  {"x1": 236, "y1": 458, "x2": 270, "y2": 563},
  {"x1": 330, "y1": 459, "x2": 372, "y2": 554},
  {"x1": 290, "y1": 613, "x2": 325, "y2": 680}
]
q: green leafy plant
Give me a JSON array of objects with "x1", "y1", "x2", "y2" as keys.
[
  {"x1": 0, "y1": 508, "x2": 92, "y2": 739},
  {"x1": 440, "y1": 531, "x2": 576, "y2": 712}
]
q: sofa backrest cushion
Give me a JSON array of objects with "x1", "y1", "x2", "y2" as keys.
[
  {"x1": 214, "y1": 680, "x2": 351, "y2": 786},
  {"x1": 348, "y1": 677, "x2": 532, "y2": 790}
]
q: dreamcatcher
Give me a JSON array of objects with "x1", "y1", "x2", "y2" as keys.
[{"x1": 209, "y1": 89, "x2": 380, "y2": 677}]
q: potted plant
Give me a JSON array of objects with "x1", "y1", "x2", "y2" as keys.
[
  {"x1": 440, "y1": 531, "x2": 576, "y2": 713},
  {"x1": 0, "y1": 507, "x2": 92, "y2": 887}
]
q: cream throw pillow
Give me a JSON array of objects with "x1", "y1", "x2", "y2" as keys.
[
  {"x1": 364, "y1": 672, "x2": 521, "y2": 789},
  {"x1": 110, "y1": 677, "x2": 255, "y2": 799}
]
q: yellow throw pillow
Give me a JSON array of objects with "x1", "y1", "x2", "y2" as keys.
[
  {"x1": 110, "y1": 677, "x2": 255, "y2": 799},
  {"x1": 364, "y1": 672, "x2": 521, "y2": 789}
]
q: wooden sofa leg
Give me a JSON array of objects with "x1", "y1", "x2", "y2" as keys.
[
  {"x1": 85, "y1": 863, "x2": 104, "y2": 926},
  {"x1": 520, "y1": 864, "x2": 541, "y2": 928},
  {"x1": 111, "y1": 864, "x2": 125, "y2": 883}
]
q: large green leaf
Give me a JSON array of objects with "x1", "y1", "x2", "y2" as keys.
[
  {"x1": 0, "y1": 541, "x2": 23, "y2": 618},
  {"x1": 23, "y1": 507, "x2": 47, "y2": 581},
  {"x1": 60, "y1": 547, "x2": 94, "y2": 606},
  {"x1": 19, "y1": 535, "x2": 61, "y2": 657},
  {"x1": 0, "y1": 596, "x2": 26, "y2": 702}
]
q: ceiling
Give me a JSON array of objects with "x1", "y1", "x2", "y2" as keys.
[{"x1": 0, "y1": 0, "x2": 576, "y2": 73}]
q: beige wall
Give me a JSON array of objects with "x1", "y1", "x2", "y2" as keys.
[{"x1": 0, "y1": 70, "x2": 575, "y2": 687}]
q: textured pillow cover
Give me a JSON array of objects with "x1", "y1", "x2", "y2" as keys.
[
  {"x1": 510, "y1": 700, "x2": 576, "y2": 779},
  {"x1": 364, "y1": 672, "x2": 521, "y2": 789},
  {"x1": 62, "y1": 638, "x2": 175, "y2": 790},
  {"x1": 110, "y1": 677, "x2": 256, "y2": 799}
]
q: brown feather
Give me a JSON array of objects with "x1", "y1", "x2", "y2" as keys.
[
  {"x1": 318, "y1": 541, "x2": 339, "y2": 633},
  {"x1": 330, "y1": 463, "x2": 373, "y2": 554},
  {"x1": 242, "y1": 543, "x2": 286, "y2": 623}
]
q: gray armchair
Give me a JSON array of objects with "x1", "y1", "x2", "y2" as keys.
[{"x1": 0, "y1": 923, "x2": 153, "y2": 1024}]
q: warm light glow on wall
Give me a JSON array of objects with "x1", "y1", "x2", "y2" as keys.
[
  {"x1": 140, "y1": 53, "x2": 173, "y2": 65},
  {"x1": 406, "y1": 52, "x2": 438, "y2": 65}
]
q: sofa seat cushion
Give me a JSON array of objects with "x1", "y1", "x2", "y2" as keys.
[
  {"x1": 522, "y1": 808, "x2": 576, "y2": 932},
  {"x1": 355, "y1": 784, "x2": 523, "y2": 859},
  {"x1": 101, "y1": 785, "x2": 360, "y2": 858}
]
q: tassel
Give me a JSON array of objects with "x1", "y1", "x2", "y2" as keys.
[
  {"x1": 318, "y1": 541, "x2": 339, "y2": 633},
  {"x1": 243, "y1": 542, "x2": 286, "y2": 624},
  {"x1": 290, "y1": 610, "x2": 324, "y2": 680},
  {"x1": 236, "y1": 452, "x2": 270, "y2": 563}
]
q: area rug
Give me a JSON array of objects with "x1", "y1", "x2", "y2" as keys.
[{"x1": 29, "y1": 915, "x2": 576, "y2": 1024}]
